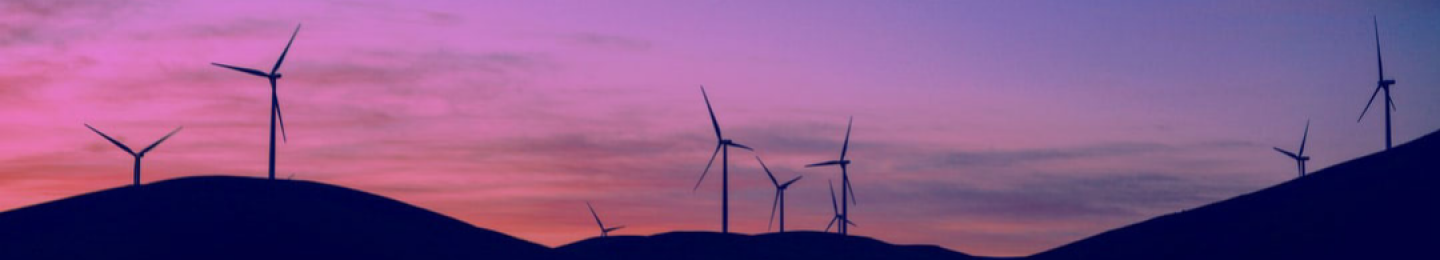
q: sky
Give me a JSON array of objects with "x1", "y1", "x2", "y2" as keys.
[{"x1": 1, "y1": 0, "x2": 1438, "y2": 256}]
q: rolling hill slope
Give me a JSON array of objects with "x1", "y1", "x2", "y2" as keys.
[
  {"x1": 1029, "y1": 130, "x2": 1440, "y2": 260},
  {"x1": 0, "y1": 176, "x2": 551, "y2": 260}
]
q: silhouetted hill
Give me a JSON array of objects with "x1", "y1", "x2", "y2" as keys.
[
  {"x1": 554, "y1": 231, "x2": 996, "y2": 260},
  {"x1": 0, "y1": 176, "x2": 550, "y2": 260},
  {"x1": 1029, "y1": 130, "x2": 1440, "y2": 260}
]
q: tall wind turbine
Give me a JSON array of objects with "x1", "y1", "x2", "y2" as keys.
[
  {"x1": 692, "y1": 86, "x2": 753, "y2": 234},
  {"x1": 824, "y1": 179, "x2": 856, "y2": 233},
  {"x1": 756, "y1": 156, "x2": 802, "y2": 233},
  {"x1": 85, "y1": 124, "x2": 182, "y2": 186},
  {"x1": 586, "y1": 202, "x2": 625, "y2": 237},
  {"x1": 806, "y1": 117, "x2": 856, "y2": 235},
  {"x1": 1273, "y1": 120, "x2": 1311, "y2": 177},
  {"x1": 1358, "y1": 16, "x2": 1398, "y2": 150},
  {"x1": 212, "y1": 24, "x2": 300, "y2": 180}
]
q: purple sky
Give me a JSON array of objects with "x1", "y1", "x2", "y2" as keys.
[{"x1": 1, "y1": 0, "x2": 1438, "y2": 256}]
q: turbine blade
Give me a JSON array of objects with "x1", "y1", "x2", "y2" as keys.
[
  {"x1": 138, "y1": 126, "x2": 183, "y2": 155},
  {"x1": 701, "y1": 86, "x2": 722, "y2": 140},
  {"x1": 846, "y1": 219, "x2": 858, "y2": 227},
  {"x1": 767, "y1": 191, "x2": 779, "y2": 232},
  {"x1": 840, "y1": 116, "x2": 853, "y2": 160},
  {"x1": 727, "y1": 142, "x2": 754, "y2": 151},
  {"x1": 1358, "y1": 86, "x2": 1382, "y2": 122},
  {"x1": 693, "y1": 144, "x2": 722, "y2": 191},
  {"x1": 781, "y1": 175, "x2": 802, "y2": 187},
  {"x1": 85, "y1": 124, "x2": 136, "y2": 155},
  {"x1": 272, "y1": 86, "x2": 288, "y2": 143},
  {"x1": 1274, "y1": 147, "x2": 1300, "y2": 160},
  {"x1": 211, "y1": 63, "x2": 270, "y2": 78},
  {"x1": 829, "y1": 180, "x2": 839, "y2": 213},
  {"x1": 1298, "y1": 120, "x2": 1309, "y2": 155},
  {"x1": 825, "y1": 217, "x2": 838, "y2": 232},
  {"x1": 846, "y1": 177, "x2": 857, "y2": 205},
  {"x1": 606, "y1": 226, "x2": 625, "y2": 232},
  {"x1": 806, "y1": 160, "x2": 842, "y2": 168},
  {"x1": 586, "y1": 202, "x2": 604, "y2": 229},
  {"x1": 756, "y1": 156, "x2": 779, "y2": 186},
  {"x1": 1387, "y1": 92, "x2": 1396, "y2": 111},
  {"x1": 272, "y1": 24, "x2": 301, "y2": 74},
  {"x1": 1374, "y1": 16, "x2": 1385, "y2": 81}
]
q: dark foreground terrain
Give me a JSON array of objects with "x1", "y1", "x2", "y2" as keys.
[
  {"x1": 2, "y1": 130, "x2": 1436, "y2": 259},
  {"x1": 1031, "y1": 130, "x2": 1440, "y2": 260}
]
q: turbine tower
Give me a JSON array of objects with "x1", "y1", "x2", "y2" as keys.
[
  {"x1": 757, "y1": 156, "x2": 802, "y2": 233},
  {"x1": 824, "y1": 179, "x2": 856, "y2": 233},
  {"x1": 1358, "y1": 16, "x2": 1398, "y2": 150},
  {"x1": 85, "y1": 124, "x2": 182, "y2": 186},
  {"x1": 1273, "y1": 120, "x2": 1311, "y2": 177},
  {"x1": 212, "y1": 24, "x2": 300, "y2": 180},
  {"x1": 586, "y1": 202, "x2": 625, "y2": 237},
  {"x1": 806, "y1": 117, "x2": 856, "y2": 235},
  {"x1": 692, "y1": 86, "x2": 753, "y2": 234}
]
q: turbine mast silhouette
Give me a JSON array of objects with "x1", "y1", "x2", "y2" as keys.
[
  {"x1": 85, "y1": 124, "x2": 182, "y2": 186},
  {"x1": 692, "y1": 86, "x2": 753, "y2": 234},
  {"x1": 1273, "y1": 120, "x2": 1311, "y2": 177},
  {"x1": 757, "y1": 156, "x2": 802, "y2": 233},
  {"x1": 806, "y1": 117, "x2": 856, "y2": 235},
  {"x1": 586, "y1": 202, "x2": 624, "y2": 237},
  {"x1": 1358, "y1": 16, "x2": 1397, "y2": 150},
  {"x1": 211, "y1": 24, "x2": 300, "y2": 180}
]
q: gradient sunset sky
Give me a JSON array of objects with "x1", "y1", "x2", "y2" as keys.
[{"x1": 2, "y1": 0, "x2": 1439, "y2": 256}]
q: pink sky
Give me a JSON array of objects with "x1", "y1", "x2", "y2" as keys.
[{"x1": 2, "y1": 0, "x2": 1439, "y2": 256}]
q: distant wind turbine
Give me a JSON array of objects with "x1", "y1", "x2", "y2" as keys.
[
  {"x1": 756, "y1": 156, "x2": 802, "y2": 233},
  {"x1": 806, "y1": 117, "x2": 857, "y2": 235},
  {"x1": 211, "y1": 24, "x2": 300, "y2": 180},
  {"x1": 1273, "y1": 120, "x2": 1311, "y2": 177},
  {"x1": 586, "y1": 202, "x2": 625, "y2": 237},
  {"x1": 85, "y1": 124, "x2": 182, "y2": 186},
  {"x1": 692, "y1": 86, "x2": 753, "y2": 234},
  {"x1": 1358, "y1": 16, "x2": 1398, "y2": 150},
  {"x1": 824, "y1": 179, "x2": 856, "y2": 233}
]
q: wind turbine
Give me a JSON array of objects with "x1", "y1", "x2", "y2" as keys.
[
  {"x1": 824, "y1": 179, "x2": 856, "y2": 233},
  {"x1": 756, "y1": 156, "x2": 802, "y2": 233},
  {"x1": 1358, "y1": 16, "x2": 1398, "y2": 150},
  {"x1": 211, "y1": 24, "x2": 300, "y2": 180},
  {"x1": 85, "y1": 124, "x2": 182, "y2": 186},
  {"x1": 1273, "y1": 120, "x2": 1311, "y2": 177},
  {"x1": 692, "y1": 86, "x2": 753, "y2": 234},
  {"x1": 586, "y1": 202, "x2": 625, "y2": 237},
  {"x1": 806, "y1": 117, "x2": 857, "y2": 235}
]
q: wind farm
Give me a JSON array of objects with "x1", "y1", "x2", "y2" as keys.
[{"x1": 1, "y1": 1, "x2": 1438, "y2": 260}]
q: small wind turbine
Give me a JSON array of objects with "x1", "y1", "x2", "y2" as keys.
[
  {"x1": 692, "y1": 86, "x2": 753, "y2": 234},
  {"x1": 586, "y1": 202, "x2": 625, "y2": 237},
  {"x1": 1273, "y1": 120, "x2": 1311, "y2": 177},
  {"x1": 212, "y1": 24, "x2": 300, "y2": 180},
  {"x1": 806, "y1": 117, "x2": 857, "y2": 235},
  {"x1": 824, "y1": 179, "x2": 856, "y2": 233},
  {"x1": 1358, "y1": 16, "x2": 1398, "y2": 150},
  {"x1": 756, "y1": 156, "x2": 802, "y2": 233},
  {"x1": 85, "y1": 124, "x2": 182, "y2": 186}
]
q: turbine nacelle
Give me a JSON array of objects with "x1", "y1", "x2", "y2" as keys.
[{"x1": 1380, "y1": 79, "x2": 1395, "y2": 86}]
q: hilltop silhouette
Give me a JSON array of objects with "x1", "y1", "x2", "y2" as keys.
[
  {"x1": 1028, "y1": 130, "x2": 1440, "y2": 260},
  {"x1": 554, "y1": 231, "x2": 996, "y2": 260},
  {"x1": 0, "y1": 176, "x2": 550, "y2": 260}
]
